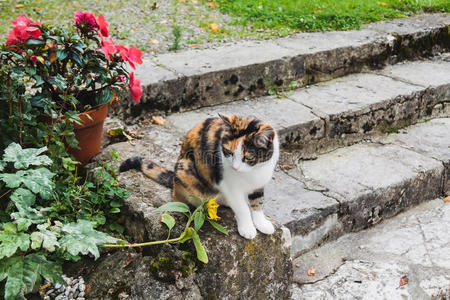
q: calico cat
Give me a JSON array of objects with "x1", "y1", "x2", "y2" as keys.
[{"x1": 119, "y1": 114, "x2": 279, "y2": 239}]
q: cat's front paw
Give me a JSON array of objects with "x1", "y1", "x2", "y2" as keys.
[
  {"x1": 237, "y1": 222, "x2": 257, "y2": 239},
  {"x1": 253, "y1": 215, "x2": 275, "y2": 235}
]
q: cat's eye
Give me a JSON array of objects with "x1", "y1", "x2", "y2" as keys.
[{"x1": 223, "y1": 148, "x2": 232, "y2": 157}]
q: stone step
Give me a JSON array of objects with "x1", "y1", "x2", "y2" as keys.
[
  {"x1": 278, "y1": 117, "x2": 449, "y2": 258},
  {"x1": 291, "y1": 198, "x2": 450, "y2": 299},
  {"x1": 117, "y1": 14, "x2": 450, "y2": 122},
  {"x1": 167, "y1": 57, "x2": 450, "y2": 158}
]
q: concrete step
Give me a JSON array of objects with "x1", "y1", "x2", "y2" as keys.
[
  {"x1": 276, "y1": 117, "x2": 449, "y2": 257},
  {"x1": 117, "y1": 14, "x2": 450, "y2": 122},
  {"x1": 291, "y1": 198, "x2": 450, "y2": 299},
  {"x1": 167, "y1": 57, "x2": 450, "y2": 158}
]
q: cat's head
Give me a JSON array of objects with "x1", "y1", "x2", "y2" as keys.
[{"x1": 219, "y1": 114, "x2": 277, "y2": 172}]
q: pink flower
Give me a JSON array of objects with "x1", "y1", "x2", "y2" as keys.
[
  {"x1": 127, "y1": 47, "x2": 143, "y2": 69},
  {"x1": 6, "y1": 14, "x2": 41, "y2": 46},
  {"x1": 118, "y1": 75, "x2": 126, "y2": 82},
  {"x1": 74, "y1": 11, "x2": 98, "y2": 30},
  {"x1": 115, "y1": 45, "x2": 143, "y2": 69},
  {"x1": 129, "y1": 72, "x2": 142, "y2": 102},
  {"x1": 100, "y1": 36, "x2": 117, "y2": 60},
  {"x1": 96, "y1": 14, "x2": 109, "y2": 37},
  {"x1": 12, "y1": 14, "x2": 31, "y2": 27},
  {"x1": 30, "y1": 55, "x2": 37, "y2": 65}
]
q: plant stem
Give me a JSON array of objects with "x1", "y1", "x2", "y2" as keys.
[
  {"x1": 103, "y1": 204, "x2": 204, "y2": 248},
  {"x1": 104, "y1": 236, "x2": 183, "y2": 248}
]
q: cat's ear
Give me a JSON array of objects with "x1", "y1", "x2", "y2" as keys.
[
  {"x1": 218, "y1": 114, "x2": 232, "y2": 127},
  {"x1": 254, "y1": 128, "x2": 275, "y2": 149}
]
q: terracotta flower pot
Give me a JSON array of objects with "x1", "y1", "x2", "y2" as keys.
[{"x1": 69, "y1": 103, "x2": 109, "y2": 166}]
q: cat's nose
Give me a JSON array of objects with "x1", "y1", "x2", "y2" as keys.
[{"x1": 232, "y1": 165, "x2": 239, "y2": 171}]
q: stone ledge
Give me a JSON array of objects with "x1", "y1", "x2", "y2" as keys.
[
  {"x1": 116, "y1": 14, "x2": 450, "y2": 121},
  {"x1": 291, "y1": 198, "x2": 450, "y2": 299},
  {"x1": 282, "y1": 118, "x2": 449, "y2": 257},
  {"x1": 166, "y1": 58, "x2": 450, "y2": 158}
]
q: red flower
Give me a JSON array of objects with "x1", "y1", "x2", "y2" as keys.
[
  {"x1": 127, "y1": 47, "x2": 143, "y2": 69},
  {"x1": 12, "y1": 14, "x2": 31, "y2": 27},
  {"x1": 129, "y1": 72, "x2": 142, "y2": 102},
  {"x1": 30, "y1": 55, "x2": 37, "y2": 65},
  {"x1": 96, "y1": 14, "x2": 109, "y2": 37},
  {"x1": 100, "y1": 36, "x2": 117, "y2": 60},
  {"x1": 115, "y1": 45, "x2": 143, "y2": 69},
  {"x1": 74, "y1": 11, "x2": 98, "y2": 30},
  {"x1": 6, "y1": 14, "x2": 41, "y2": 46}
]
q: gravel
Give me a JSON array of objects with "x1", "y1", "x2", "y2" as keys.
[{"x1": 40, "y1": 275, "x2": 86, "y2": 300}]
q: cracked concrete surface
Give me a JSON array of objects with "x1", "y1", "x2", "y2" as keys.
[{"x1": 291, "y1": 199, "x2": 450, "y2": 299}]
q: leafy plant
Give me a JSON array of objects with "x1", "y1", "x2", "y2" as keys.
[
  {"x1": 2, "y1": 11, "x2": 143, "y2": 116},
  {"x1": 105, "y1": 196, "x2": 228, "y2": 264},
  {"x1": 0, "y1": 143, "x2": 121, "y2": 299},
  {"x1": 169, "y1": 26, "x2": 182, "y2": 51}
]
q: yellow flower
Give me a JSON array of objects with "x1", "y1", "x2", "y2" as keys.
[{"x1": 207, "y1": 195, "x2": 220, "y2": 221}]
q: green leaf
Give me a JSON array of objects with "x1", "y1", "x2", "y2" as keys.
[
  {"x1": 194, "y1": 211, "x2": 205, "y2": 232},
  {"x1": 25, "y1": 254, "x2": 63, "y2": 284},
  {"x1": 33, "y1": 74, "x2": 44, "y2": 86},
  {"x1": 4, "y1": 256, "x2": 25, "y2": 300},
  {"x1": 0, "y1": 224, "x2": 30, "y2": 259},
  {"x1": 208, "y1": 220, "x2": 229, "y2": 236},
  {"x1": 0, "y1": 161, "x2": 5, "y2": 172},
  {"x1": 161, "y1": 214, "x2": 175, "y2": 231},
  {"x1": 0, "y1": 254, "x2": 63, "y2": 300},
  {"x1": 2, "y1": 143, "x2": 52, "y2": 169},
  {"x1": 30, "y1": 224, "x2": 59, "y2": 252},
  {"x1": 155, "y1": 202, "x2": 190, "y2": 213},
  {"x1": 26, "y1": 39, "x2": 45, "y2": 46},
  {"x1": 0, "y1": 168, "x2": 55, "y2": 199},
  {"x1": 179, "y1": 227, "x2": 193, "y2": 243},
  {"x1": 95, "y1": 87, "x2": 113, "y2": 105},
  {"x1": 56, "y1": 49, "x2": 68, "y2": 61},
  {"x1": 59, "y1": 220, "x2": 118, "y2": 259},
  {"x1": 191, "y1": 229, "x2": 208, "y2": 264},
  {"x1": 10, "y1": 188, "x2": 35, "y2": 209},
  {"x1": 30, "y1": 232, "x2": 43, "y2": 250},
  {"x1": 108, "y1": 208, "x2": 120, "y2": 214}
]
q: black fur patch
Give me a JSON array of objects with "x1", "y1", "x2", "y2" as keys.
[
  {"x1": 119, "y1": 157, "x2": 143, "y2": 172},
  {"x1": 157, "y1": 171, "x2": 174, "y2": 189},
  {"x1": 248, "y1": 190, "x2": 264, "y2": 200},
  {"x1": 212, "y1": 127, "x2": 224, "y2": 184},
  {"x1": 236, "y1": 119, "x2": 260, "y2": 137}
]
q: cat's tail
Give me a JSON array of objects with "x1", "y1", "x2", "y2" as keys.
[{"x1": 119, "y1": 156, "x2": 174, "y2": 189}]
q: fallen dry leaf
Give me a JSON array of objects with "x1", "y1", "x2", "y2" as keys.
[
  {"x1": 124, "y1": 253, "x2": 134, "y2": 267},
  {"x1": 189, "y1": 43, "x2": 201, "y2": 48},
  {"x1": 152, "y1": 115, "x2": 166, "y2": 126},
  {"x1": 140, "y1": 119, "x2": 152, "y2": 125},
  {"x1": 443, "y1": 196, "x2": 450, "y2": 203},
  {"x1": 313, "y1": 9, "x2": 322, "y2": 14},
  {"x1": 307, "y1": 267, "x2": 316, "y2": 276},
  {"x1": 15, "y1": 4, "x2": 24, "y2": 8},
  {"x1": 399, "y1": 275, "x2": 408, "y2": 287},
  {"x1": 208, "y1": 2, "x2": 216, "y2": 8},
  {"x1": 280, "y1": 164, "x2": 293, "y2": 170},
  {"x1": 39, "y1": 282, "x2": 51, "y2": 291},
  {"x1": 209, "y1": 23, "x2": 220, "y2": 33},
  {"x1": 377, "y1": 1, "x2": 389, "y2": 6},
  {"x1": 34, "y1": 7, "x2": 42, "y2": 11},
  {"x1": 149, "y1": 39, "x2": 160, "y2": 45}
]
